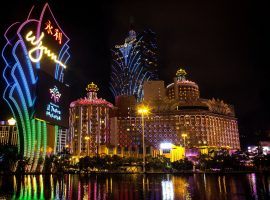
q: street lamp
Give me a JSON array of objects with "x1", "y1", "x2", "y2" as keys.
[
  {"x1": 85, "y1": 136, "x2": 90, "y2": 156},
  {"x1": 181, "y1": 133, "x2": 187, "y2": 157},
  {"x1": 137, "y1": 105, "x2": 150, "y2": 173},
  {"x1": 8, "y1": 117, "x2": 16, "y2": 125},
  {"x1": 181, "y1": 133, "x2": 187, "y2": 147}
]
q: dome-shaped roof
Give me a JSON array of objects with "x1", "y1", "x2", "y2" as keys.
[{"x1": 70, "y1": 98, "x2": 113, "y2": 108}]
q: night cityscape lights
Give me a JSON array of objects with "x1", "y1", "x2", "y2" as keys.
[
  {"x1": 110, "y1": 29, "x2": 158, "y2": 101},
  {"x1": 1, "y1": 3, "x2": 70, "y2": 172},
  {"x1": 1, "y1": 1, "x2": 269, "y2": 199},
  {"x1": 25, "y1": 31, "x2": 67, "y2": 69},
  {"x1": 49, "y1": 86, "x2": 61, "y2": 103},
  {"x1": 69, "y1": 82, "x2": 114, "y2": 158},
  {"x1": 137, "y1": 104, "x2": 150, "y2": 173},
  {"x1": 7, "y1": 117, "x2": 16, "y2": 126}
]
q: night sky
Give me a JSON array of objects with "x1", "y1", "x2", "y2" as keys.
[{"x1": 0, "y1": 0, "x2": 269, "y2": 146}]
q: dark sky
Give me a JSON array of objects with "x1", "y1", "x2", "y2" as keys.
[{"x1": 0, "y1": 0, "x2": 269, "y2": 146}]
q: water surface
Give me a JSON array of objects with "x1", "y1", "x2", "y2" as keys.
[{"x1": 0, "y1": 173, "x2": 269, "y2": 199}]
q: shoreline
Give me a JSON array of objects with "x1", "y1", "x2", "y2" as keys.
[{"x1": 0, "y1": 170, "x2": 269, "y2": 175}]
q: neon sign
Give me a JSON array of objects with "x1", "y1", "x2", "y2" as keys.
[
  {"x1": 25, "y1": 31, "x2": 67, "y2": 68},
  {"x1": 45, "y1": 20, "x2": 62, "y2": 44},
  {"x1": 46, "y1": 85, "x2": 62, "y2": 121},
  {"x1": 46, "y1": 102, "x2": 61, "y2": 121},
  {"x1": 49, "y1": 86, "x2": 61, "y2": 103},
  {"x1": 2, "y1": 3, "x2": 70, "y2": 172},
  {"x1": 35, "y1": 70, "x2": 69, "y2": 127}
]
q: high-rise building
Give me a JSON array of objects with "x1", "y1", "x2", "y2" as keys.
[
  {"x1": 115, "y1": 95, "x2": 136, "y2": 117},
  {"x1": 116, "y1": 68, "x2": 240, "y2": 152},
  {"x1": 110, "y1": 29, "x2": 158, "y2": 101},
  {"x1": 69, "y1": 83, "x2": 114, "y2": 157},
  {"x1": 143, "y1": 80, "x2": 165, "y2": 101}
]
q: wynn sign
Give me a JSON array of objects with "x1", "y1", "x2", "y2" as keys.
[{"x1": 2, "y1": 3, "x2": 71, "y2": 172}]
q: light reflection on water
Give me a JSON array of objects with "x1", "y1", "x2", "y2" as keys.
[{"x1": 0, "y1": 173, "x2": 269, "y2": 200}]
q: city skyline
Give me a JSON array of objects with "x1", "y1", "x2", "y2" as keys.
[{"x1": 0, "y1": 0, "x2": 269, "y2": 146}]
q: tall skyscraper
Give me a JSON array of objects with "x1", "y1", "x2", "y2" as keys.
[{"x1": 110, "y1": 29, "x2": 158, "y2": 101}]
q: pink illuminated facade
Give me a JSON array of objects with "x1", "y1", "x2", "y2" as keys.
[{"x1": 69, "y1": 83, "x2": 114, "y2": 156}]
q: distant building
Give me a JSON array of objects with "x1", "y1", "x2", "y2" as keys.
[
  {"x1": 0, "y1": 119, "x2": 17, "y2": 146},
  {"x1": 110, "y1": 29, "x2": 158, "y2": 101},
  {"x1": 116, "y1": 68, "x2": 240, "y2": 152},
  {"x1": 143, "y1": 80, "x2": 165, "y2": 101},
  {"x1": 56, "y1": 129, "x2": 68, "y2": 153},
  {"x1": 69, "y1": 83, "x2": 115, "y2": 157},
  {"x1": 0, "y1": 118, "x2": 68, "y2": 154},
  {"x1": 248, "y1": 141, "x2": 270, "y2": 155},
  {"x1": 115, "y1": 95, "x2": 136, "y2": 117}
]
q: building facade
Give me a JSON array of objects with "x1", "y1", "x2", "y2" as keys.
[
  {"x1": 117, "y1": 69, "x2": 240, "y2": 151},
  {"x1": 69, "y1": 83, "x2": 114, "y2": 157},
  {"x1": 0, "y1": 119, "x2": 18, "y2": 146},
  {"x1": 56, "y1": 129, "x2": 68, "y2": 153},
  {"x1": 0, "y1": 118, "x2": 68, "y2": 155},
  {"x1": 143, "y1": 80, "x2": 165, "y2": 101},
  {"x1": 110, "y1": 29, "x2": 158, "y2": 101}
]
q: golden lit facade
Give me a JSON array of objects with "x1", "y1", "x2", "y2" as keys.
[
  {"x1": 160, "y1": 144, "x2": 185, "y2": 162},
  {"x1": 69, "y1": 83, "x2": 114, "y2": 156},
  {"x1": 117, "y1": 68, "x2": 240, "y2": 150},
  {"x1": 167, "y1": 69, "x2": 199, "y2": 101},
  {"x1": 0, "y1": 121, "x2": 18, "y2": 146}
]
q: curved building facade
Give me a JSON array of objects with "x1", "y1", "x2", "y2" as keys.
[
  {"x1": 167, "y1": 69, "x2": 200, "y2": 101},
  {"x1": 69, "y1": 83, "x2": 114, "y2": 157},
  {"x1": 117, "y1": 68, "x2": 240, "y2": 152}
]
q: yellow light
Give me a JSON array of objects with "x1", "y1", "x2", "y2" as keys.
[
  {"x1": 85, "y1": 136, "x2": 90, "y2": 140},
  {"x1": 8, "y1": 117, "x2": 16, "y2": 125},
  {"x1": 25, "y1": 31, "x2": 67, "y2": 69},
  {"x1": 181, "y1": 133, "x2": 187, "y2": 138},
  {"x1": 137, "y1": 105, "x2": 150, "y2": 115}
]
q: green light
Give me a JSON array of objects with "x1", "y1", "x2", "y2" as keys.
[
  {"x1": 42, "y1": 122, "x2": 47, "y2": 160},
  {"x1": 54, "y1": 125, "x2": 59, "y2": 153}
]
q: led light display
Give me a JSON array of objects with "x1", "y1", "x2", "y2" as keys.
[
  {"x1": 2, "y1": 3, "x2": 70, "y2": 172},
  {"x1": 110, "y1": 29, "x2": 158, "y2": 101},
  {"x1": 25, "y1": 30, "x2": 67, "y2": 68},
  {"x1": 35, "y1": 70, "x2": 69, "y2": 127}
]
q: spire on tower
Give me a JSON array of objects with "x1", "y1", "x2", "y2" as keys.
[
  {"x1": 86, "y1": 82, "x2": 99, "y2": 100},
  {"x1": 176, "y1": 68, "x2": 187, "y2": 81}
]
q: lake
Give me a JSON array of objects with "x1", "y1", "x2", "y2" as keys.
[{"x1": 0, "y1": 173, "x2": 269, "y2": 199}]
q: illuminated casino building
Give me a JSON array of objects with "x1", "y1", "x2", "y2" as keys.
[
  {"x1": 110, "y1": 29, "x2": 158, "y2": 101},
  {"x1": 116, "y1": 68, "x2": 240, "y2": 154},
  {"x1": 69, "y1": 83, "x2": 114, "y2": 157},
  {"x1": 2, "y1": 3, "x2": 70, "y2": 171}
]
